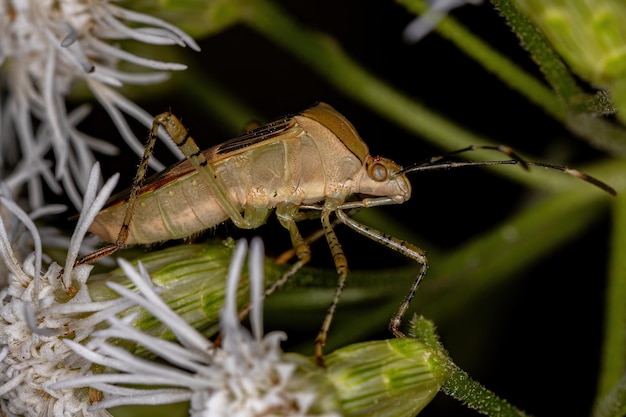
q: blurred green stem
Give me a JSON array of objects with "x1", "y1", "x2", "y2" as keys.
[
  {"x1": 398, "y1": 0, "x2": 626, "y2": 155},
  {"x1": 169, "y1": 65, "x2": 259, "y2": 133},
  {"x1": 596, "y1": 191, "x2": 626, "y2": 401},
  {"x1": 245, "y1": 0, "x2": 489, "y2": 151},
  {"x1": 593, "y1": 372, "x2": 626, "y2": 417},
  {"x1": 398, "y1": 0, "x2": 562, "y2": 119}
]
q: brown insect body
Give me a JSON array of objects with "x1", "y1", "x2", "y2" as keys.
[
  {"x1": 89, "y1": 103, "x2": 411, "y2": 245},
  {"x1": 83, "y1": 102, "x2": 615, "y2": 366}
]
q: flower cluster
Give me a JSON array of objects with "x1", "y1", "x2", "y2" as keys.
[
  {"x1": 0, "y1": 161, "x2": 343, "y2": 416},
  {"x1": 0, "y1": 165, "x2": 121, "y2": 417},
  {"x1": 0, "y1": 0, "x2": 199, "y2": 209},
  {"x1": 50, "y1": 238, "x2": 342, "y2": 417}
]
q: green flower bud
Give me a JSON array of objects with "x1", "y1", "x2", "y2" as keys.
[
  {"x1": 514, "y1": 0, "x2": 626, "y2": 88},
  {"x1": 88, "y1": 240, "x2": 241, "y2": 343},
  {"x1": 323, "y1": 338, "x2": 447, "y2": 417},
  {"x1": 86, "y1": 240, "x2": 445, "y2": 415}
]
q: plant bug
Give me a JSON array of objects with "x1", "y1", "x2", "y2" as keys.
[{"x1": 81, "y1": 102, "x2": 616, "y2": 366}]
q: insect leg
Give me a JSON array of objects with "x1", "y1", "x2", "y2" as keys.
[
  {"x1": 76, "y1": 114, "x2": 162, "y2": 265},
  {"x1": 153, "y1": 113, "x2": 251, "y2": 227},
  {"x1": 77, "y1": 112, "x2": 256, "y2": 267},
  {"x1": 313, "y1": 207, "x2": 350, "y2": 366},
  {"x1": 335, "y1": 209, "x2": 429, "y2": 338},
  {"x1": 235, "y1": 204, "x2": 313, "y2": 331},
  {"x1": 235, "y1": 203, "x2": 312, "y2": 318},
  {"x1": 274, "y1": 209, "x2": 345, "y2": 264}
]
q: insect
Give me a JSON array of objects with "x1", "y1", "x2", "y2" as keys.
[{"x1": 82, "y1": 102, "x2": 616, "y2": 366}]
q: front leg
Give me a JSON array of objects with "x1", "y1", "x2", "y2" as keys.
[
  {"x1": 254, "y1": 202, "x2": 312, "y2": 302},
  {"x1": 314, "y1": 206, "x2": 350, "y2": 366},
  {"x1": 236, "y1": 202, "x2": 309, "y2": 324},
  {"x1": 335, "y1": 208, "x2": 429, "y2": 338}
]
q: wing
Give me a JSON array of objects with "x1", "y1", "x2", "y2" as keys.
[{"x1": 103, "y1": 113, "x2": 301, "y2": 207}]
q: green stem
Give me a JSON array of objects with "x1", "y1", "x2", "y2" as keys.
[
  {"x1": 169, "y1": 60, "x2": 259, "y2": 134},
  {"x1": 595, "y1": 191, "x2": 626, "y2": 401},
  {"x1": 398, "y1": 0, "x2": 626, "y2": 155},
  {"x1": 489, "y1": 0, "x2": 590, "y2": 112},
  {"x1": 593, "y1": 372, "x2": 626, "y2": 417},
  {"x1": 412, "y1": 316, "x2": 530, "y2": 417},
  {"x1": 489, "y1": 0, "x2": 626, "y2": 155},
  {"x1": 397, "y1": 0, "x2": 563, "y2": 120},
  {"x1": 441, "y1": 363, "x2": 531, "y2": 417},
  {"x1": 245, "y1": 0, "x2": 486, "y2": 149}
]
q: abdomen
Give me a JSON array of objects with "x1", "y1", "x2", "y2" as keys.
[{"x1": 89, "y1": 171, "x2": 232, "y2": 244}]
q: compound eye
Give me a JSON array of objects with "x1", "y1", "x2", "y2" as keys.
[{"x1": 369, "y1": 162, "x2": 388, "y2": 182}]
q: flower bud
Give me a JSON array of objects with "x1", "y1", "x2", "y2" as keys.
[
  {"x1": 88, "y1": 241, "x2": 239, "y2": 342},
  {"x1": 322, "y1": 338, "x2": 446, "y2": 417},
  {"x1": 514, "y1": 0, "x2": 626, "y2": 88}
]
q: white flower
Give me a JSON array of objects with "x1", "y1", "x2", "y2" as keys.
[
  {"x1": 0, "y1": 163, "x2": 128, "y2": 417},
  {"x1": 0, "y1": 0, "x2": 200, "y2": 210},
  {"x1": 403, "y1": 0, "x2": 483, "y2": 42},
  {"x1": 49, "y1": 238, "x2": 342, "y2": 417}
]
